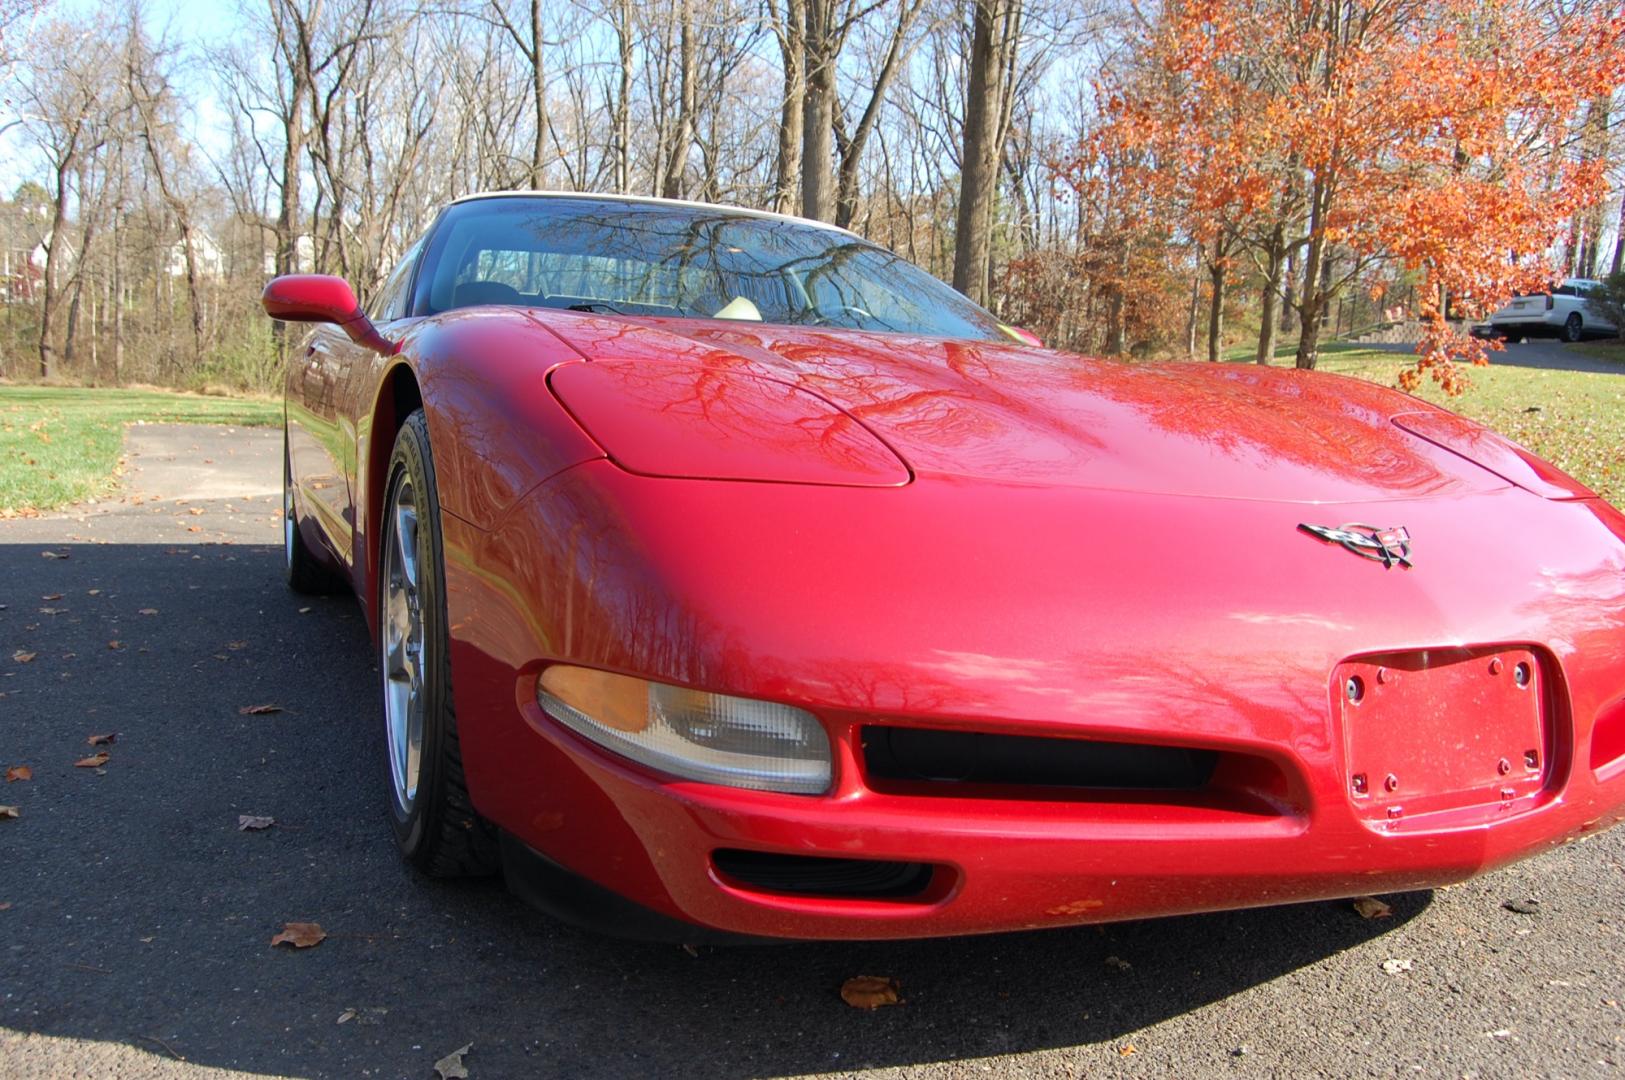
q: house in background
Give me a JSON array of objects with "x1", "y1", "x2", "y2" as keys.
[{"x1": 168, "y1": 232, "x2": 226, "y2": 279}]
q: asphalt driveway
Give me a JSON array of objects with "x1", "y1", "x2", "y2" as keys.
[
  {"x1": 1369, "y1": 337, "x2": 1625, "y2": 375},
  {"x1": 1, "y1": 425, "x2": 1622, "y2": 1079}
]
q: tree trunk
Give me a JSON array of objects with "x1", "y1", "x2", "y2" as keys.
[
  {"x1": 1206, "y1": 255, "x2": 1225, "y2": 363},
  {"x1": 529, "y1": 0, "x2": 546, "y2": 187},
  {"x1": 952, "y1": 0, "x2": 1003, "y2": 304},
  {"x1": 1255, "y1": 220, "x2": 1284, "y2": 364},
  {"x1": 771, "y1": 0, "x2": 804, "y2": 214},
  {"x1": 660, "y1": 0, "x2": 695, "y2": 200},
  {"x1": 834, "y1": 0, "x2": 923, "y2": 229},
  {"x1": 1184, "y1": 256, "x2": 1201, "y2": 359},
  {"x1": 111, "y1": 205, "x2": 124, "y2": 386},
  {"x1": 1611, "y1": 191, "x2": 1625, "y2": 276},
  {"x1": 799, "y1": 0, "x2": 836, "y2": 222},
  {"x1": 38, "y1": 162, "x2": 72, "y2": 379},
  {"x1": 614, "y1": 0, "x2": 632, "y2": 193},
  {"x1": 1294, "y1": 178, "x2": 1330, "y2": 370}
]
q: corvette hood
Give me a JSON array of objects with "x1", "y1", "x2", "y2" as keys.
[{"x1": 539, "y1": 314, "x2": 1511, "y2": 504}]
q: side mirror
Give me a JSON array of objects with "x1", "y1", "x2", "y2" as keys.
[{"x1": 262, "y1": 274, "x2": 398, "y2": 355}]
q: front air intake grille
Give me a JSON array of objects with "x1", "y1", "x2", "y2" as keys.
[
  {"x1": 862, "y1": 726, "x2": 1219, "y2": 791},
  {"x1": 712, "y1": 849, "x2": 935, "y2": 899}
]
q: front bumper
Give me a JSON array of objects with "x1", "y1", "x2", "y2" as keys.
[
  {"x1": 443, "y1": 465, "x2": 1625, "y2": 940},
  {"x1": 479, "y1": 685, "x2": 1625, "y2": 940}
]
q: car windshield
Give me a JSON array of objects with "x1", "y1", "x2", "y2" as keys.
[{"x1": 413, "y1": 196, "x2": 1007, "y2": 341}]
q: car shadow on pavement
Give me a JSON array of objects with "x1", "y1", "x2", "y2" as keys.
[{"x1": 0, "y1": 541, "x2": 1427, "y2": 1079}]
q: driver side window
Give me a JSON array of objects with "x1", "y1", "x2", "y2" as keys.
[{"x1": 369, "y1": 237, "x2": 425, "y2": 321}]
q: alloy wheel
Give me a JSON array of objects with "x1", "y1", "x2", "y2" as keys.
[{"x1": 382, "y1": 475, "x2": 425, "y2": 815}]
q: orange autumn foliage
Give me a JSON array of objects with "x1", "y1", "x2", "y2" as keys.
[{"x1": 1073, "y1": 0, "x2": 1625, "y2": 391}]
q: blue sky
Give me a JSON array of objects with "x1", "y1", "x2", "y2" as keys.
[{"x1": 3, "y1": 0, "x2": 240, "y2": 193}]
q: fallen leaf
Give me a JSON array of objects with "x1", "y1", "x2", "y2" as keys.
[
  {"x1": 40, "y1": 594, "x2": 62, "y2": 601},
  {"x1": 0, "y1": 806, "x2": 18, "y2": 819},
  {"x1": 433, "y1": 1042, "x2": 473, "y2": 1080},
  {"x1": 41, "y1": 550, "x2": 69, "y2": 559},
  {"x1": 0, "y1": 902, "x2": 11, "y2": 910},
  {"x1": 186, "y1": 526, "x2": 201, "y2": 533},
  {"x1": 1380, "y1": 958, "x2": 1413, "y2": 975},
  {"x1": 239, "y1": 704, "x2": 283, "y2": 716},
  {"x1": 6, "y1": 766, "x2": 31, "y2": 783},
  {"x1": 1104, "y1": 955, "x2": 1132, "y2": 972},
  {"x1": 12, "y1": 651, "x2": 36, "y2": 664},
  {"x1": 1119, "y1": 1044, "x2": 1138, "y2": 1057},
  {"x1": 1502, "y1": 897, "x2": 1541, "y2": 915},
  {"x1": 107, "y1": 641, "x2": 123, "y2": 651},
  {"x1": 270, "y1": 922, "x2": 326, "y2": 948},
  {"x1": 298, "y1": 607, "x2": 311, "y2": 614},
  {"x1": 1487, "y1": 1028, "x2": 1513, "y2": 1039},
  {"x1": 139, "y1": 936, "x2": 154, "y2": 943},
  {"x1": 187, "y1": 507, "x2": 203, "y2": 516},
  {"x1": 86, "y1": 589, "x2": 100, "y2": 596},
  {"x1": 225, "y1": 640, "x2": 248, "y2": 650},
  {"x1": 336, "y1": 1009, "x2": 356, "y2": 1025},
  {"x1": 840, "y1": 975, "x2": 901, "y2": 1009},
  {"x1": 74, "y1": 752, "x2": 110, "y2": 768},
  {"x1": 1353, "y1": 896, "x2": 1393, "y2": 919},
  {"x1": 238, "y1": 815, "x2": 275, "y2": 831},
  {"x1": 138, "y1": 608, "x2": 158, "y2": 616},
  {"x1": 86, "y1": 733, "x2": 118, "y2": 746}
]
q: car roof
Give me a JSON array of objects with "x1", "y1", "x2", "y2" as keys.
[{"x1": 448, "y1": 190, "x2": 862, "y2": 240}]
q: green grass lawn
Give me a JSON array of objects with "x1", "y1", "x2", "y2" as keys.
[
  {"x1": 0, "y1": 386, "x2": 280, "y2": 514},
  {"x1": 1236, "y1": 346, "x2": 1623, "y2": 505}
]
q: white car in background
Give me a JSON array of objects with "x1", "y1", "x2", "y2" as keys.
[{"x1": 1487, "y1": 278, "x2": 1616, "y2": 342}]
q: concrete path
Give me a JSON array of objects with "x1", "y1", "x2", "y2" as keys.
[{"x1": 2, "y1": 425, "x2": 1622, "y2": 1079}]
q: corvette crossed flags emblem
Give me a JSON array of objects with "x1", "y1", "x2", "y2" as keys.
[{"x1": 1298, "y1": 522, "x2": 1414, "y2": 569}]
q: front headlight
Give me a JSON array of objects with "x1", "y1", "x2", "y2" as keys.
[{"x1": 536, "y1": 666, "x2": 832, "y2": 795}]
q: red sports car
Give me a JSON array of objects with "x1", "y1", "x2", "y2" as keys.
[{"x1": 266, "y1": 192, "x2": 1625, "y2": 942}]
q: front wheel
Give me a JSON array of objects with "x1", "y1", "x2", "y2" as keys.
[
  {"x1": 1562, "y1": 313, "x2": 1583, "y2": 343},
  {"x1": 379, "y1": 410, "x2": 498, "y2": 878}
]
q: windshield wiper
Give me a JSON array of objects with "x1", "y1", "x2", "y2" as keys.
[{"x1": 567, "y1": 301, "x2": 626, "y2": 315}]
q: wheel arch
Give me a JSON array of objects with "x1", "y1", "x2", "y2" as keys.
[{"x1": 363, "y1": 361, "x2": 426, "y2": 638}]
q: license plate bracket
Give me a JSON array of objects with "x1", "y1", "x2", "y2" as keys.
[{"x1": 1339, "y1": 647, "x2": 1548, "y2": 825}]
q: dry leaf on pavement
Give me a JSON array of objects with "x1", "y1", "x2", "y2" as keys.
[
  {"x1": 40, "y1": 594, "x2": 62, "y2": 601},
  {"x1": 6, "y1": 766, "x2": 31, "y2": 783},
  {"x1": 238, "y1": 815, "x2": 275, "y2": 831},
  {"x1": 86, "y1": 733, "x2": 118, "y2": 746},
  {"x1": 270, "y1": 922, "x2": 326, "y2": 948},
  {"x1": 1118, "y1": 1044, "x2": 1138, "y2": 1057},
  {"x1": 1380, "y1": 958, "x2": 1414, "y2": 975},
  {"x1": 11, "y1": 651, "x2": 36, "y2": 664},
  {"x1": 74, "y1": 752, "x2": 110, "y2": 768},
  {"x1": 107, "y1": 641, "x2": 123, "y2": 650},
  {"x1": 1353, "y1": 896, "x2": 1393, "y2": 919},
  {"x1": 840, "y1": 975, "x2": 901, "y2": 1009},
  {"x1": 0, "y1": 806, "x2": 19, "y2": 820},
  {"x1": 138, "y1": 609, "x2": 159, "y2": 616},
  {"x1": 433, "y1": 1043, "x2": 473, "y2": 1080},
  {"x1": 239, "y1": 704, "x2": 284, "y2": 716}
]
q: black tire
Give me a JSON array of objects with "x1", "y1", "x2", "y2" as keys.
[
  {"x1": 1563, "y1": 312, "x2": 1583, "y2": 343},
  {"x1": 379, "y1": 410, "x2": 499, "y2": 878},
  {"x1": 284, "y1": 430, "x2": 345, "y2": 595}
]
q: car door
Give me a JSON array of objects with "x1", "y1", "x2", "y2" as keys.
[{"x1": 288, "y1": 322, "x2": 358, "y2": 564}]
